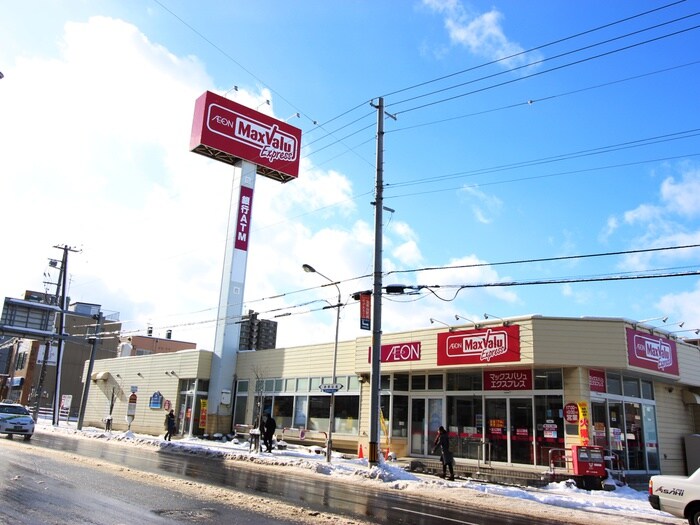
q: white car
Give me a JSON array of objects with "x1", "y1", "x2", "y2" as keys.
[{"x1": 0, "y1": 402, "x2": 35, "y2": 441}]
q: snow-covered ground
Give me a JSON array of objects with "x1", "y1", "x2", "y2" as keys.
[{"x1": 34, "y1": 419, "x2": 683, "y2": 525}]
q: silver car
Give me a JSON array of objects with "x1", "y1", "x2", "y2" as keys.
[{"x1": 0, "y1": 402, "x2": 35, "y2": 441}]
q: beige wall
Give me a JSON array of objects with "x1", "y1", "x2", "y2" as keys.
[{"x1": 82, "y1": 349, "x2": 211, "y2": 435}]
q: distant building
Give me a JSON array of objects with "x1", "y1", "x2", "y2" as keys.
[
  {"x1": 119, "y1": 332, "x2": 196, "y2": 357},
  {"x1": 238, "y1": 310, "x2": 277, "y2": 350}
]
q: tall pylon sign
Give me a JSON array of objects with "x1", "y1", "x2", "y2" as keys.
[{"x1": 190, "y1": 91, "x2": 302, "y2": 433}]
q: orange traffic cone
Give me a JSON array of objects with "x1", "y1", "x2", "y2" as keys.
[{"x1": 358, "y1": 444, "x2": 364, "y2": 459}]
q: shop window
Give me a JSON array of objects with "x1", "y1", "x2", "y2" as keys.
[
  {"x1": 428, "y1": 374, "x2": 444, "y2": 390},
  {"x1": 641, "y1": 380, "x2": 654, "y2": 400},
  {"x1": 232, "y1": 394, "x2": 247, "y2": 426},
  {"x1": 308, "y1": 395, "x2": 330, "y2": 431},
  {"x1": 274, "y1": 379, "x2": 284, "y2": 392},
  {"x1": 254, "y1": 379, "x2": 264, "y2": 393},
  {"x1": 394, "y1": 373, "x2": 409, "y2": 391},
  {"x1": 534, "y1": 369, "x2": 563, "y2": 390},
  {"x1": 236, "y1": 379, "x2": 249, "y2": 393},
  {"x1": 380, "y1": 394, "x2": 390, "y2": 436},
  {"x1": 411, "y1": 375, "x2": 426, "y2": 390},
  {"x1": 293, "y1": 396, "x2": 307, "y2": 428},
  {"x1": 607, "y1": 373, "x2": 622, "y2": 395},
  {"x1": 392, "y1": 395, "x2": 408, "y2": 437},
  {"x1": 284, "y1": 378, "x2": 295, "y2": 392},
  {"x1": 643, "y1": 404, "x2": 660, "y2": 470},
  {"x1": 534, "y1": 395, "x2": 564, "y2": 466},
  {"x1": 272, "y1": 395, "x2": 294, "y2": 429},
  {"x1": 446, "y1": 396, "x2": 483, "y2": 460},
  {"x1": 264, "y1": 379, "x2": 275, "y2": 392},
  {"x1": 334, "y1": 396, "x2": 360, "y2": 434},
  {"x1": 296, "y1": 378, "x2": 309, "y2": 392},
  {"x1": 623, "y1": 376, "x2": 640, "y2": 398},
  {"x1": 197, "y1": 380, "x2": 209, "y2": 392},
  {"x1": 446, "y1": 372, "x2": 482, "y2": 391}
]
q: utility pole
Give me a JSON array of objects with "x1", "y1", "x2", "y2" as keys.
[
  {"x1": 368, "y1": 97, "x2": 386, "y2": 466},
  {"x1": 52, "y1": 244, "x2": 79, "y2": 426},
  {"x1": 77, "y1": 312, "x2": 102, "y2": 430}
]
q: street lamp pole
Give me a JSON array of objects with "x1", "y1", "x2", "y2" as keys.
[{"x1": 302, "y1": 263, "x2": 341, "y2": 463}]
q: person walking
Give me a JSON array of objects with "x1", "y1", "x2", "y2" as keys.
[
  {"x1": 261, "y1": 412, "x2": 276, "y2": 452},
  {"x1": 164, "y1": 409, "x2": 176, "y2": 441},
  {"x1": 433, "y1": 425, "x2": 455, "y2": 480}
]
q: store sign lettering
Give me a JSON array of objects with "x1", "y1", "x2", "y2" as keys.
[
  {"x1": 625, "y1": 328, "x2": 679, "y2": 376},
  {"x1": 234, "y1": 186, "x2": 254, "y2": 251},
  {"x1": 484, "y1": 369, "x2": 532, "y2": 390},
  {"x1": 368, "y1": 341, "x2": 421, "y2": 363},
  {"x1": 437, "y1": 325, "x2": 521, "y2": 366}
]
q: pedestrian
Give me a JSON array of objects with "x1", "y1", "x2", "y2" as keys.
[
  {"x1": 164, "y1": 409, "x2": 176, "y2": 441},
  {"x1": 260, "y1": 412, "x2": 276, "y2": 452},
  {"x1": 433, "y1": 425, "x2": 455, "y2": 480}
]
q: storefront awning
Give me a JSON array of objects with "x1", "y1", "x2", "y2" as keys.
[{"x1": 683, "y1": 390, "x2": 700, "y2": 405}]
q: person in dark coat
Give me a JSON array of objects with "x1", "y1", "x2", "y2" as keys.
[
  {"x1": 164, "y1": 409, "x2": 176, "y2": 441},
  {"x1": 433, "y1": 425, "x2": 455, "y2": 480},
  {"x1": 260, "y1": 412, "x2": 276, "y2": 452}
]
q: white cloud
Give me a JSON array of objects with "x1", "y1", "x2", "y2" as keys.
[
  {"x1": 460, "y1": 185, "x2": 502, "y2": 224},
  {"x1": 422, "y1": 0, "x2": 538, "y2": 67},
  {"x1": 660, "y1": 166, "x2": 700, "y2": 218}
]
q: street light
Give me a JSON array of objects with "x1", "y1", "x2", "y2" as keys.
[{"x1": 303, "y1": 263, "x2": 341, "y2": 463}]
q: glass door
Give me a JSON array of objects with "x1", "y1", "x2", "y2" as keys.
[
  {"x1": 410, "y1": 397, "x2": 443, "y2": 455},
  {"x1": 485, "y1": 398, "x2": 508, "y2": 462},
  {"x1": 510, "y1": 398, "x2": 534, "y2": 464}
]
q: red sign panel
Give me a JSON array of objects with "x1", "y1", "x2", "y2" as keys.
[
  {"x1": 359, "y1": 292, "x2": 371, "y2": 330},
  {"x1": 564, "y1": 403, "x2": 579, "y2": 424},
  {"x1": 368, "y1": 341, "x2": 422, "y2": 363},
  {"x1": 484, "y1": 369, "x2": 532, "y2": 390},
  {"x1": 234, "y1": 186, "x2": 254, "y2": 251},
  {"x1": 437, "y1": 325, "x2": 520, "y2": 366},
  {"x1": 190, "y1": 91, "x2": 302, "y2": 182},
  {"x1": 626, "y1": 327, "x2": 679, "y2": 376},
  {"x1": 589, "y1": 369, "x2": 606, "y2": 393}
]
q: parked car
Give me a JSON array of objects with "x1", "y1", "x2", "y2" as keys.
[
  {"x1": 0, "y1": 402, "x2": 35, "y2": 441},
  {"x1": 649, "y1": 469, "x2": 700, "y2": 525}
]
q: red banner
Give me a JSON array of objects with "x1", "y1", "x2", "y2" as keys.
[
  {"x1": 589, "y1": 369, "x2": 606, "y2": 393},
  {"x1": 234, "y1": 186, "x2": 254, "y2": 251}
]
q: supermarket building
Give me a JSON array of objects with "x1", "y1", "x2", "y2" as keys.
[{"x1": 83, "y1": 314, "x2": 700, "y2": 482}]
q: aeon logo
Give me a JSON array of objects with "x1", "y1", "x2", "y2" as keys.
[
  {"x1": 633, "y1": 334, "x2": 673, "y2": 371},
  {"x1": 207, "y1": 104, "x2": 298, "y2": 163},
  {"x1": 446, "y1": 329, "x2": 508, "y2": 362}
]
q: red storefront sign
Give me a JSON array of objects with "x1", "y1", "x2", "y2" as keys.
[
  {"x1": 625, "y1": 327, "x2": 679, "y2": 376},
  {"x1": 589, "y1": 369, "x2": 606, "y2": 393},
  {"x1": 437, "y1": 325, "x2": 520, "y2": 366},
  {"x1": 190, "y1": 91, "x2": 302, "y2": 182},
  {"x1": 484, "y1": 369, "x2": 532, "y2": 390},
  {"x1": 368, "y1": 341, "x2": 422, "y2": 363},
  {"x1": 564, "y1": 403, "x2": 579, "y2": 424},
  {"x1": 234, "y1": 186, "x2": 254, "y2": 251}
]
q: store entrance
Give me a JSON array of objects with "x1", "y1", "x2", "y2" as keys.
[
  {"x1": 410, "y1": 397, "x2": 443, "y2": 456},
  {"x1": 485, "y1": 397, "x2": 534, "y2": 464}
]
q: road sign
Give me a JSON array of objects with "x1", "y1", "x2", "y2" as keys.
[{"x1": 319, "y1": 383, "x2": 344, "y2": 394}]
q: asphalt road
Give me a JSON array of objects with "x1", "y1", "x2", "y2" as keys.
[{"x1": 2, "y1": 431, "x2": 568, "y2": 525}]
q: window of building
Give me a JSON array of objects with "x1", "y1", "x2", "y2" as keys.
[
  {"x1": 274, "y1": 379, "x2": 284, "y2": 392},
  {"x1": 641, "y1": 380, "x2": 654, "y2": 400},
  {"x1": 293, "y1": 396, "x2": 307, "y2": 428},
  {"x1": 392, "y1": 395, "x2": 408, "y2": 437},
  {"x1": 607, "y1": 373, "x2": 622, "y2": 395},
  {"x1": 308, "y1": 395, "x2": 330, "y2": 431},
  {"x1": 296, "y1": 377, "x2": 309, "y2": 392},
  {"x1": 534, "y1": 369, "x2": 563, "y2": 390},
  {"x1": 381, "y1": 375, "x2": 391, "y2": 390},
  {"x1": 272, "y1": 395, "x2": 294, "y2": 429},
  {"x1": 284, "y1": 378, "x2": 295, "y2": 392},
  {"x1": 427, "y1": 374, "x2": 443, "y2": 390},
  {"x1": 310, "y1": 377, "x2": 321, "y2": 391},
  {"x1": 446, "y1": 396, "x2": 483, "y2": 460},
  {"x1": 446, "y1": 372, "x2": 482, "y2": 391},
  {"x1": 347, "y1": 375, "x2": 360, "y2": 392},
  {"x1": 394, "y1": 373, "x2": 409, "y2": 391},
  {"x1": 264, "y1": 379, "x2": 275, "y2": 392},
  {"x1": 623, "y1": 376, "x2": 640, "y2": 398},
  {"x1": 411, "y1": 375, "x2": 426, "y2": 390},
  {"x1": 334, "y1": 396, "x2": 359, "y2": 434}
]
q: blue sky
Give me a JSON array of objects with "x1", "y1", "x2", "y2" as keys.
[{"x1": 1, "y1": 1, "x2": 699, "y2": 349}]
